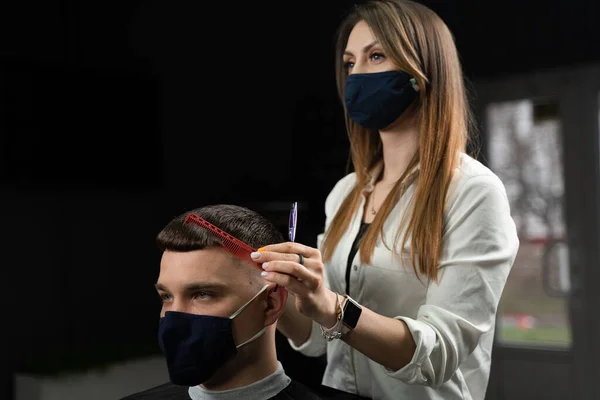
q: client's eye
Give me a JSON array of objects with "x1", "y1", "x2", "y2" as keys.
[
  {"x1": 193, "y1": 291, "x2": 210, "y2": 300},
  {"x1": 159, "y1": 293, "x2": 173, "y2": 303}
]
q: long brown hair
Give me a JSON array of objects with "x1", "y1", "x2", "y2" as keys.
[{"x1": 321, "y1": 0, "x2": 475, "y2": 282}]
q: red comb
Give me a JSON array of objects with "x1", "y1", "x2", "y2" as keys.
[{"x1": 183, "y1": 214, "x2": 259, "y2": 269}]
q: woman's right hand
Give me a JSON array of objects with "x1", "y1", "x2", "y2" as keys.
[
  {"x1": 250, "y1": 242, "x2": 335, "y2": 346},
  {"x1": 251, "y1": 242, "x2": 338, "y2": 328}
]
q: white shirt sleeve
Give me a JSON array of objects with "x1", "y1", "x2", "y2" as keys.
[
  {"x1": 287, "y1": 319, "x2": 328, "y2": 357},
  {"x1": 382, "y1": 174, "x2": 519, "y2": 388}
]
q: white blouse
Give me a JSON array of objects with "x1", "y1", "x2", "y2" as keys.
[{"x1": 289, "y1": 153, "x2": 519, "y2": 400}]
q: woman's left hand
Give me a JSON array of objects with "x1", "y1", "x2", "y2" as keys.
[{"x1": 251, "y1": 242, "x2": 338, "y2": 328}]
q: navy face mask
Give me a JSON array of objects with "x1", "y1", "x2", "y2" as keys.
[
  {"x1": 158, "y1": 284, "x2": 270, "y2": 387},
  {"x1": 344, "y1": 70, "x2": 420, "y2": 131}
]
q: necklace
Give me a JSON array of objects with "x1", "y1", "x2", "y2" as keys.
[
  {"x1": 369, "y1": 171, "x2": 417, "y2": 216},
  {"x1": 371, "y1": 184, "x2": 378, "y2": 215},
  {"x1": 371, "y1": 180, "x2": 403, "y2": 215}
]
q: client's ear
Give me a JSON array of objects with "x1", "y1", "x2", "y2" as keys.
[{"x1": 264, "y1": 284, "x2": 288, "y2": 327}]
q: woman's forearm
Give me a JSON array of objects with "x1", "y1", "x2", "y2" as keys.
[
  {"x1": 276, "y1": 295, "x2": 314, "y2": 347},
  {"x1": 343, "y1": 305, "x2": 417, "y2": 371},
  {"x1": 277, "y1": 290, "x2": 417, "y2": 369}
]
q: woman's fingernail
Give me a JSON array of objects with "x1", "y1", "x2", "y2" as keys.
[
  {"x1": 261, "y1": 271, "x2": 268, "y2": 277},
  {"x1": 262, "y1": 262, "x2": 270, "y2": 269},
  {"x1": 250, "y1": 252, "x2": 260, "y2": 259},
  {"x1": 258, "y1": 247, "x2": 266, "y2": 252}
]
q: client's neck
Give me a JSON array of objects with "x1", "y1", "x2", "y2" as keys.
[{"x1": 201, "y1": 334, "x2": 279, "y2": 391}]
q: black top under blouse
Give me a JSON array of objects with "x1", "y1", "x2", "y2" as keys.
[{"x1": 345, "y1": 222, "x2": 371, "y2": 295}]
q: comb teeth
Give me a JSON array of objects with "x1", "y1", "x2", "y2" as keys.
[{"x1": 183, "y1": 214, "x2": 258, "y2": 267}]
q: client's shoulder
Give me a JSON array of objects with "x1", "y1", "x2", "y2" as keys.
[
  {"x1": 274, "y1": 379, "x2": 323, "y2": 399},
  {"x1": 275, "y1": 379, "x2": 368, "y2": 399},
  {"x1": 119, "y1": 382, "x2": 190, "y2": 400}
]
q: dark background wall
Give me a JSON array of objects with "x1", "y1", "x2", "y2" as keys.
[{"x1": 1, "y1": 0, "x2": 599, "y2": 398}]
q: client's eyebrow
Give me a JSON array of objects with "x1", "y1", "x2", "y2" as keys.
[{"x1": 154, "y1": 282, "x2": 228, "y2": 293}]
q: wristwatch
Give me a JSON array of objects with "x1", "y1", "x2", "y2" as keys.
[{"x1": 341, "y1": 296, "x2": 362, "y2": 334}]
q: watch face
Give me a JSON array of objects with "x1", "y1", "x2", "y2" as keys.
[{"x1": 343, "y1": 298, "x2": 362, "y2": 329}]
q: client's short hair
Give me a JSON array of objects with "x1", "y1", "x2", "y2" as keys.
[{"x1": 157, "y1": 204, "x2": 284, "y2": 253}]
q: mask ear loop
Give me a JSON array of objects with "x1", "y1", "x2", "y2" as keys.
[
  {"x1": 236, "y1": 326, "x2": 268, "y2": 349},
  {"x1": 229, "y1": 284, "x2": 270, "y2": 319},
  {"x1": 229, "y1": 284, "x2": 271, "y2": 348}
]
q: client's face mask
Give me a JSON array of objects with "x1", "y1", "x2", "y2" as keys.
[
  {"x1": 344, "y1": 70, "x2": 420, "y2": 131},
  {"x1": 158, "y1": 284, "x2": 270, "y2": 387}
]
